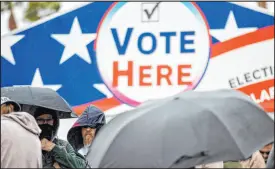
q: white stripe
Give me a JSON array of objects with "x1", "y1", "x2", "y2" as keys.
[
  {"x1": 105, "y1": 104, "x2": 134, "y2": 122},
  {"x1": 267, "y1": 113, "x2": 274, "y2": 120}
]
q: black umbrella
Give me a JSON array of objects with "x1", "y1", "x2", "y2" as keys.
[
  {"x1": 86, "y1": 89, "x2": 274, "y2": 168},
  {"x1": 1, "y1": 86, "x2": 76, "y2": 118}
]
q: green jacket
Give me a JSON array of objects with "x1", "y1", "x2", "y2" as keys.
[{"x1": 42, "y1": 138, "x2": 88, "y2": 168}]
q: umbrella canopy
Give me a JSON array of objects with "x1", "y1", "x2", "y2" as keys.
[
  {"x1": 86, "y1": 89, "x2": 274, "y2": 168},
  {"x1": 266, "y1": 144, "x2": 274, "y2": 168},
  {"x1": 1, "y1": 86, "x2": 75, "y2": 118}
]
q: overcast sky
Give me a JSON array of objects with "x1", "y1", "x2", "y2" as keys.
[{"x1": 1, "y1": 2, "x2": 274, "y2": 36}]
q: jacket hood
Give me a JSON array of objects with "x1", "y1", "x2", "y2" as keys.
[
  {"x1": 67, "y1": 105, "x2": 106, "y2": 151},
  {"x1": 2, "y1": 111, "x2": 41, "y2": 136}
]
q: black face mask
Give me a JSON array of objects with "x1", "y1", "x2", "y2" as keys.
[{"x1": 39, "y1": 124, "x2": 54, "y2": 141}]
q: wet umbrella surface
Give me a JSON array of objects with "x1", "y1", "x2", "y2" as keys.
[
  {"x1": 87, "y1": 89, "x2": 274, "y2": 168},
  {"x1": 1, "y1": 86, "x2": 76, "y2": 118}
]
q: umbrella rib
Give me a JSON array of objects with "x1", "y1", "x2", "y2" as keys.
[
  {"x1": 28, "y1": 86, "x2": 34, "y2": 101},
  {"x1": 211, "y1": 112, "x2": 245, "y2": 159}
]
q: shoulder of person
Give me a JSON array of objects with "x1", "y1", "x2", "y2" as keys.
[
  {"x1": 1, "y1": 116, "x2": 16, "y2": 128},
  {"x1": 1, "y1": 118, "x2": 9, "y2": 136},
  {"x1": 1, "y1": 112, "x2": 36, "y2": 123},
  {"x1": 1, "y1": 118, "x2": 18, "y2": 143},
  {"x1": 1, "y1": 115, "x2": 11, "y2": 122},
  {"x1": 252, "y1": 150, "x2": 263, "y2": 159}
]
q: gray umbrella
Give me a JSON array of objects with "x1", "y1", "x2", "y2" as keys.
[
  {"x1": 1, "y1": 86, "x2": 76, "y2": 118},
  {"x1": 86, "y1": 89, "x2": 274, "y2": 168},
  {"x1": 266, "y1": 144, "x2": 274, "y2": 168}
]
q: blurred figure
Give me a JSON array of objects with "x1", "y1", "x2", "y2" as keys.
[
  {"x1": 239, "y1": 151, "x2": 266, "y2": 168},
  {"x1": 260, "y1": 143, "x2": 273, "y2": 163},
  {"x1": 67, "y1": 105, "x2": 106, "y2": 157},
  {"x1": 224, "y1": 151, "x2": 266, "y2": 168},
  {"x1": 266, "y1": 144, "x2": 274, "y2": 168},
  {"x1": 34, "y1": 107, "x2": 87, "y2": 168},
  {"x1": 1, "y1": 97, "x2": 42, "y2": 168}
]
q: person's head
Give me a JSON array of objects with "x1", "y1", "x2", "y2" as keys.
[
  {"x1": 1, "y1": 97, "x2": 21, "y2": 115},
  {"x1": 1, "y1": 103, "x2": 14, "y2": 115},
  {"x1": 34, "y1": 107, "x2": 59, "y2": 141},
  {"x1": 260, "y1": 143, "x2": 273, "y2": 162},
  {"x1": 36, "y1": 113, "x2": 54, "y2": 126},
  {"x1": 79, "y1": 106, "x2": 106, "y2": 146},
  {"x1": 81, "y1": 126, "x2": 97, "y2": 146},
  {"x1": 67, "y1": 105, "x2": 106, "y2": 151}
]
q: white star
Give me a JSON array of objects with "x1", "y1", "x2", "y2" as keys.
[
  {"x1": 51, "y1": 17, "x2": 96, "y2": 64},
  {"x1": 30, "y1": 68, "x2": 62, "y2": 91},
  {"x1": 93, "y1": 84, "x2": 113, "y2": 98},
  {"x1": 210, "y1": 11, "x2": 258, "y2": 42},
  {"x1": 1, "y1": 35, "x2": 24, "y2": 65},
  {"x1": 13, "y1": 68, "x2": 62, "y2": 91}
]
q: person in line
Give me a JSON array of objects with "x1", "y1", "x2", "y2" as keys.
[
  {"x1": 260, "y1": 143, "x2": 273, "y2": 163},
  {"x1": 224, "y1": 151, "x2": 266, "y2": 168},
  {"x1": 1, "y1": 97, "x2": 42, "y2": 168},
  {"x1": 67, "y1": 105, "x2": 106, "y2": 157},
  {"x1": 239, "y1": 151, "x2": 266, "y2": 168},
  {"x1": 34, "y1": 107, "x2": 87, "y2": 168}
]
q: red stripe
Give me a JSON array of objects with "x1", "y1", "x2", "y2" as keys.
[
  {"x1": 73, "y1": 97, "x2": 120, "y2": 115},
  {"x1": 211, "y1": 25, "x2": 274, "y2": 58},
  {"x1": 237, "y1": 79, "x2": 274, "y2": 113}
]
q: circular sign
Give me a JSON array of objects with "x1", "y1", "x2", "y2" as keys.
[{"x1": 95, "y1": 2, "x2": 211, "y2": 106}]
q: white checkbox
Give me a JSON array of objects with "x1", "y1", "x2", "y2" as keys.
[{"x1": 141, "y1": 2, "x2": 160, "y2": 22}]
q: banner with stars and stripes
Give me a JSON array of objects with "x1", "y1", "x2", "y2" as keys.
[{"x1": 1, "y1": 2, "x2": 274, "y2": 121}]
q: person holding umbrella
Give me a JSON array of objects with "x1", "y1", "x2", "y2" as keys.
[
  {"x1": 33, "y1": 107, "x2": 87, "y2": 168},
  {"x1": 67, "y1": 105, "x2": 106, "y2": 157},
  {"x1": 1, "y1": 97, "x2": 42, "y2": 168}
]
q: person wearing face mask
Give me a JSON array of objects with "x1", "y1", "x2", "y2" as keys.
[
  {"x1": 67, "y1": 105, "x2": 106, "y2": 157},
  {"x1": 34, "y1": 107, "x2": 87, "y2": 168},
  {"x1": 1, "y1": 97, "x2": 42, "y2": 168}
]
